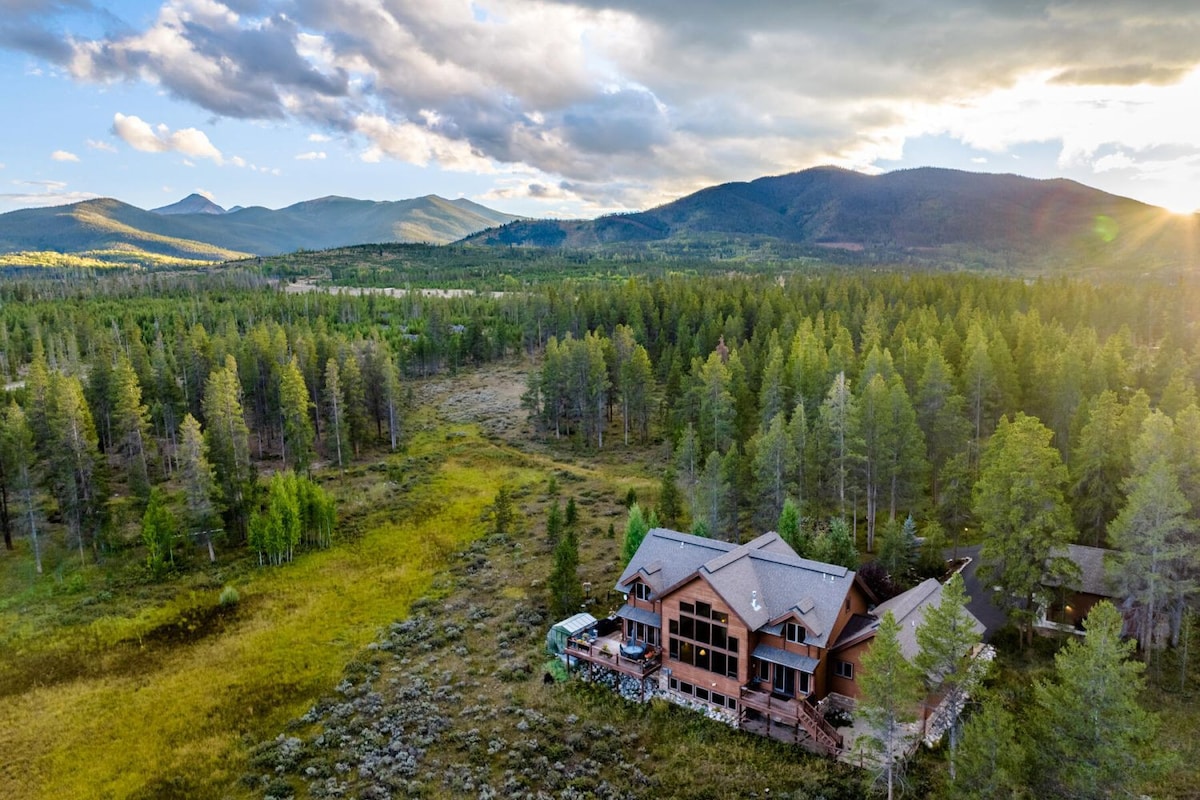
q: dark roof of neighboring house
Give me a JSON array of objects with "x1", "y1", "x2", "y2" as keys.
[
  {"x1": 618, "y1": 529, "x2": 860, "y2": 649},
  {"x1": 1047, "y1": 544, "x2": 1118, "y2": 597},
  {"x1": 833, "y1": 577, "x2": 985, "y2": 661}
]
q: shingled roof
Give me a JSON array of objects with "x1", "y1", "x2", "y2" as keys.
[
  {"x1": 614, "y1": 528, "x2": 736, "y2": 597},
  {"x1": 833, "y1": 577, "x2": 985, "y2": 660},
  {"x1": 618, "y1": 529, "x2": 861, "y2": 649},
  {"x1": 1047, "y1": 544, "x2": 1117, "y2": 597}
]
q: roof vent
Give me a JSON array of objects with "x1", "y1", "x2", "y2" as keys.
[
  {"x1": 751, "y1": 590, "x2": 762, "y2": 612},
  {"x1": 798, "y1": 596, "x2": 815, "y2": 614}
]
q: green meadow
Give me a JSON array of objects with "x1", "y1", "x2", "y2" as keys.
[{"x1": 0, "y1": 413, "x2": 541, "y2": 799}]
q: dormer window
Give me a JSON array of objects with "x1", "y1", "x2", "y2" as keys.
[
  {"x1": 785, "y1": 622, "x2": 806, "y2": 644},
  {"x1": 633, "y1": 581, "x2": 652, "y2": 601}
]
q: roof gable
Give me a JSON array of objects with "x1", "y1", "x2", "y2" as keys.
[
  {"x1": 833, "y1": 577, "x2": 985, "y2": 660},
  {"x1": 624, "y1": 529, "x2": 858, "y2": 648}
]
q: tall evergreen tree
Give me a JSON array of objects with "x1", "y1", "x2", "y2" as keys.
[
  {"x1": 1032, "y1": 602, "x2": 1163, "y2": 799},
  {"x1": 914, "y1": 572, "x2": 982, "y2": 780},
  {"x1": 621, "y1": 502, "x2": 650, "y2": 565},
  {"x1": 655, "y1": 465, "x2": 683, "y2": 530},
  {"x1": 0, "y1": 402, "x2": 42, "y2": 570},
  {"x1": 141, "y1": 487, "x2": 176, "y2": 576},
  {"x1": 816, "y1": 372, "x2": 860, "y2": 517},
  {"x1": 951, "y1": 694, "x2": 1027, "y2": 800},
  {"x1": 202, "y1": 355, "x2": 254, "y2": 539},
  {"x1": 859, "y1": 610, "x2": 924, "y2": 800},
  {"x1": 1070, "y1": 391, "x2": 1131, "y2": 546},
  {"x1": 45, "y1": 372, "x2": 105, "y2": 564},
  {"x1": 111, "y1": 352, "x2": 154, "y2": 499},
  {"x1": 1109, "y1": 411, "x2": 1198, "y2": 660},
  {"x1": 548, "y1": 527, "x2": 582, "y2": 618},
  {"x1": 279, "y1": 355, "x2": 315, "y2": 473},
  {"x1": 975, "y1": 413, "x2": 1074, "y2": 646},
  {"x1": 323, "y1": 357, "x2": 349, "y2": 470},
  {"x1": 752, "y1": 410, "x2": 794, "y2": 530},
  {"x1": 178, "y1": 413, "x2": 219, "y2": 562}
]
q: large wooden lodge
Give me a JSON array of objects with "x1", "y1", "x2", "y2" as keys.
[{"x1": 562, "y1": 528, "x2": 982, "y2": 755}]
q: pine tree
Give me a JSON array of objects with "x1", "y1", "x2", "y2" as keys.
[
  {"x1": 655, "y1": 466, "x2": 683, "y2": 529},
  {"x1": 878, "y1": 514, "x2": 919, "y2": 582},
  {"x1": 178, "y1": 413, "x2": 219, "y2": 562},
  {"x1": 812, "y1": 517, "x2": 858, "y2": 569},
  {"x1": 914, "y1": 572, "x2": 982, "y2": 780},
  {"x1": 548, "y1": 527, "x2": 582, "y2": 618},
  {"x1": 975, "y1": 413, "x2": 1073, "y2": 646},
  {"x1": 1109, "y1": 411, "x2": 1197, "y2": 660},
  {"x1": 0, "y1": 402, "x2": 42, "y2": 571},
  {"x1": 323, "y1": 357, "x2": 349, "y2": 470},
  {"x1": 491, "y1": 485, "x2": 515, "y2": 535},
  {"x1": 1069, "y1": 391, "x2": 1130, "y2": 546},
  {"x1": 339, "y1": 350, "x2": 370, "y2": 455},
  {"x1": 859, "y1": 610, "x2": 924, "y2": 800},
  {"x1": 777, "y1": 497, "x2": 807, "y2": 556},
  {"x1": 1032, "y1": 601, "x2": 1163, "y2": 799},
  {"x1": 111, "y1": 352, "x2": 154, "y2": 499},
  {"x1": 752, "y1": 410, "x2": 794, "y2": 529},
  {"x1": 546, "y1": 498, "x2": 564, "y2": 544},
  {"x1": 45, "y1": 372, "x2": 105, "y2": 564},
  {"x1": 816, "y1": 372, "x2": 860, "y2": 517},
  {"x1": 203, "y1": 355, "x2": 254, "y2": 540},
  {"x1": 279, "y1": 355, "x2": 315, "y2": 474},
  {"x1": 141, "y1": 487, "x2": 176, "y2": 576},
  {"x1": 621, "y1": 502, "x2": 649, "y2": 565},
  {"x1": 951, "y1": 694, "x2": 1027, "y2": 800}
]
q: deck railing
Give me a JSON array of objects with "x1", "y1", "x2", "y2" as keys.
[
  {"x1": 566, "y1": 636, "x2": 662, "y2": 679},
  {"x1": 739, "y1": 685, "x2": 843, "y2": 753}
]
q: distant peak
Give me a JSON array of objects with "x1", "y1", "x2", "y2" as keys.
[{"x1": 152, "y1": 193, "x2": 226, "y2": 216}]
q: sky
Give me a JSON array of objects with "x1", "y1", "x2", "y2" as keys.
[{"x1": 3, "y1": 0, "x2": 1200, "y2": 218}]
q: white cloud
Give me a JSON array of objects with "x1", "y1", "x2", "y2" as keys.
[
  {"x1": 51, "y1": 149, "x2": 79, "y2": 162},
  {"x1": 195, "y1": 188, "x2": 216, "y2": 200},
  {"x1": 112, "y1": 112, "x2": 224, "y2": 163},
  {"x1": 1093, "y1": 152, "x2": 1138, "y2": 173},
  {"x1": 295, "y1": 150, "x2": 326, "y2": 160},
  {"x1": 0, "y1": 178, "x2": 98, "y2": 211},
  {"x1": 10, "y1": 0, "x2": 1200, "y2": 211},
  {"x1": 86, "y1": 139, "x2": 117, "y2": 153}
]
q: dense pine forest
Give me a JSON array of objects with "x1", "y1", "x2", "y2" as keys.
[{"x1": 2, "y1": 259, "x2": 1198, "y2": 798}]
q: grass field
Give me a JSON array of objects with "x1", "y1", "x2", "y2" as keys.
[{"x1": 0, "y1": 411, "x2": 542, "y2": 799}]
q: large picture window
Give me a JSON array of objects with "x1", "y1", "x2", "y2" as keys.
[{"x1": 668, "y1": 600, "x2": 739, "y2": 679}]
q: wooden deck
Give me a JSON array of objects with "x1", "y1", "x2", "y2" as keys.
[
  {"x1": 566, "y1": 633, "x2": 662, "y2": 680},
  {"x1": 739, "y1": 686, "x2": 843, "y2": 754}
]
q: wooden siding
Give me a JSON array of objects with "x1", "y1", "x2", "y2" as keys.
[{"x1": 661, "y1": 576, "x2": 750, "y2": 702}]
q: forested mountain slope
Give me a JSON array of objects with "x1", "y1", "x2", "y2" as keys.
[
  {"x1": 0, "y1": 194, "x2": 523, "y2": 263},
  {"x1": 467, "y1": 166, "x2": 1200, "y2": 271}
]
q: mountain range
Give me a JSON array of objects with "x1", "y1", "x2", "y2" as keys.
[
  {"x1": 0, "y1": 194, "x2": 522, "y2": 265},
  {"x1": 465, "y1": 166, "x2": 1200, "y2": 271},
  {"x1": 2, "y1": 167, "x2": 1197, "y2": 272}
]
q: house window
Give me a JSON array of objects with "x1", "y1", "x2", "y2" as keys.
[
  {"x1": 834, "y1": 660, "x2": 854, "y2": 680},
  {"x1": 633, "y1": 582, "x2": 652, "y2": 601},
  {"x1": 668, "y1": 599, "x2": 740, "y2": 679},
  {"x1": 785, "y1": 622, "x2": 805, "y2": 644}
]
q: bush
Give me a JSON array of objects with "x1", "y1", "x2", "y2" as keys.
[{"x1": 218, "y1": 585, "x2": 240, "y2": 606}]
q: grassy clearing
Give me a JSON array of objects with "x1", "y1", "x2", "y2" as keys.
[{"x1": 0, "y1": 415, "x2": 541, "y2": 799}]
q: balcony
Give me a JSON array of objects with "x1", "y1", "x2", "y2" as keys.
[
  {"x1": 566, "y1": 630, "x2": 662, "y2": 680},
  {"x1": 739, "y1": 684, "x2": 843, "y2": 754}
]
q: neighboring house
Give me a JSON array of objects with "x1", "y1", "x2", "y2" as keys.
[
  {"x1": 1036, "y1": 544, "x2": 1119, "y2": 634},
  {"x1": 562, "y1": 528, "x2": 984, "y2": 755}
]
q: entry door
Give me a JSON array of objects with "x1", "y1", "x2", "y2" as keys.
[{"x1": 772, "y1": 665, "x2": 796, "y2": 697}]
